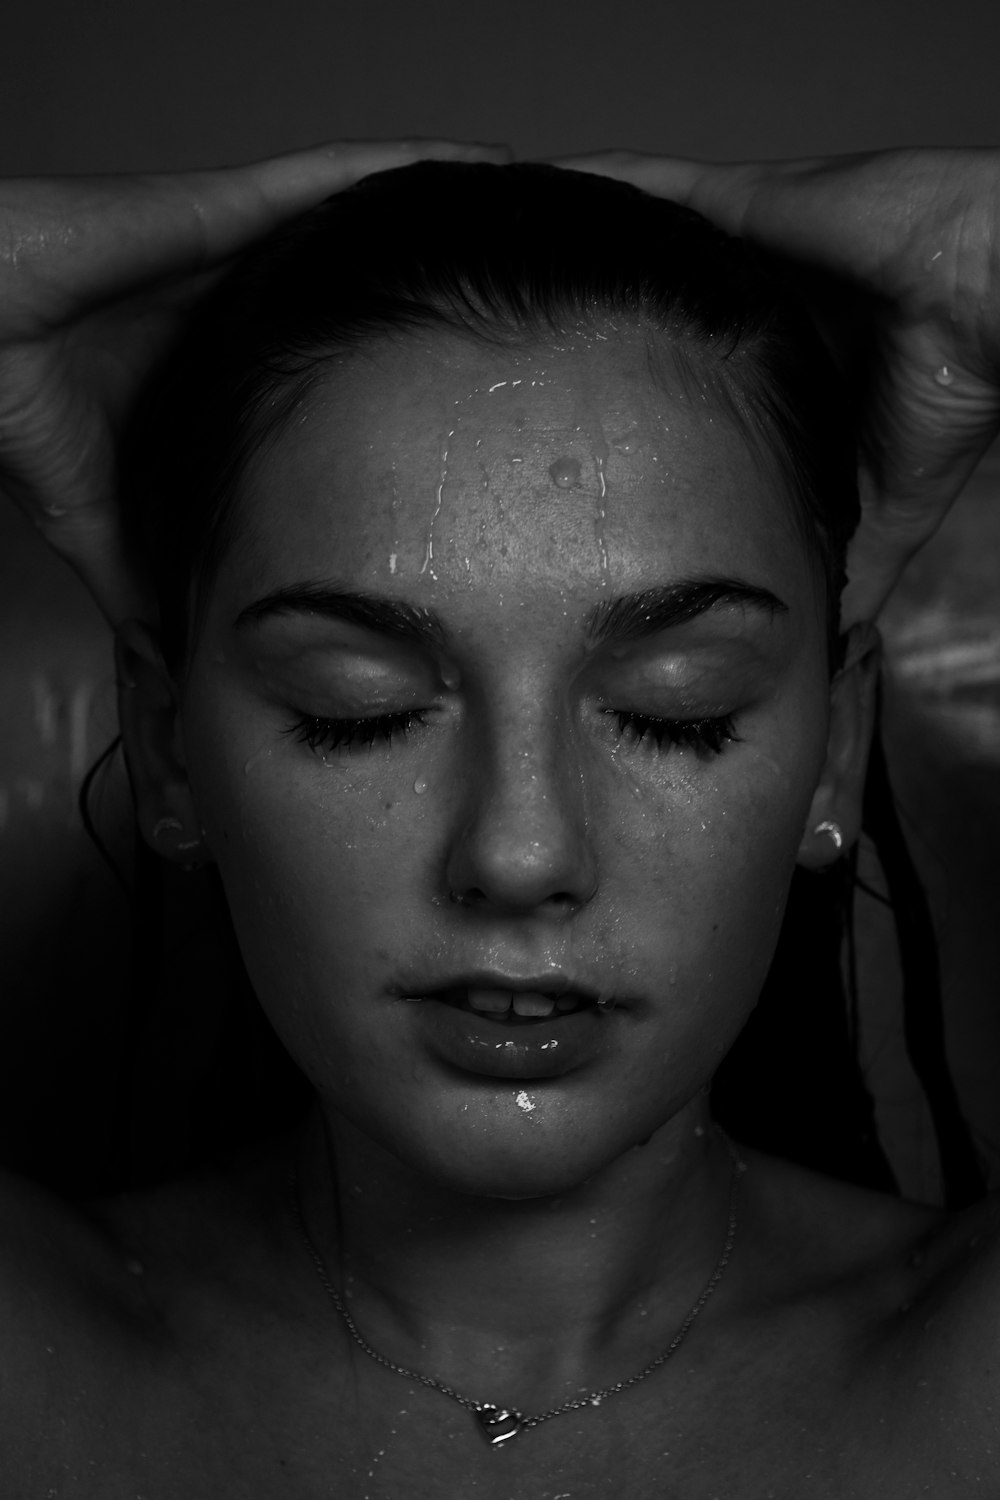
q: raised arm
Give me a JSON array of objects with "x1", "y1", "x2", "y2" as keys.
[
  {"x1": 0, "y1": 139, "x2": 508, "y2": 624},
  {"x1": 558, "y1": 147, "x2": 1000, "y2": 623}
]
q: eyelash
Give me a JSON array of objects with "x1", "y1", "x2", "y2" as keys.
[
  {"x1": 286, "y1": 710, "x2": 429, "y2": 753},
  {"x1": 608, "y1": 710, "x2": 738, "y2": 756},
  {"x1": 285, "y1": 709, "x2": 737, "y2": 757}
]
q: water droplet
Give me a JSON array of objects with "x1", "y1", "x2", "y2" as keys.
[
  {"x1": 548, "y1": 455, "x2": 582, "y2": 489},
  {"x1": 515, "y1": 1090, "x2": 536, "y2": 1112},
  {"x1": 934, "y1": 365, "x2": 956, "y2": 386},
  {"x1": 412, "y1": 777, "x2": 428, "y2": 795},
  {"x1": 242, "y1": 746, "x2": 272, "y2": 777}
]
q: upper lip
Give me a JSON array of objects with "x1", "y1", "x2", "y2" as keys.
[{"x1": 397, "y1": 970, "x2": 607, "y2": 1006}]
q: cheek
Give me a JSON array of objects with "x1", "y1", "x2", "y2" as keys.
[
  {"x1": 601, "y1": 730, "x2": 822, "y2": 991},
  {"x1": 183, "y1": 706, "x2": 431, "y2": 1003}
]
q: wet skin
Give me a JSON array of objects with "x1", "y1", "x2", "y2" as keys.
[
  {"x1": 6, "y1": 323, "x2": 1000, "y2": 1498},
  {"x1": 176, "y1": 326, "x2": 837, "y2": 1205}
]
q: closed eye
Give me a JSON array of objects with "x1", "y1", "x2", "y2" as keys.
[
  {"x1": 608, "y1": 711, "x2": 738, "y2": 755},
  {"x1": 284, "y1": 707, "x2": 738, "y2": 759},
  {"x1": 285, "y1": 710, "x2": 428, "y2": 753}
]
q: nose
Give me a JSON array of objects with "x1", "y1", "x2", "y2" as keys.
[{"x1": 444, "y1": 708, "x2": 598, "y2": 916}]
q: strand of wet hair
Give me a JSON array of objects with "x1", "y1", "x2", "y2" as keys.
[
  {"x1": 863, "y1": 694, "x2": 987, "y2": 1209},
  {"x1": 77, "y1": 733, "x2": 132, "y2": 896}
]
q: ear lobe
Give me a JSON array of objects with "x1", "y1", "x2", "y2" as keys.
[
  {"x1": 797, "y1": 620, "x2": 880, "y2": 870},
  {"x1": 116, "y1": 621, "x2": 210, "y2": 865}
]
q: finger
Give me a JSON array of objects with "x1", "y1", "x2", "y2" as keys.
[
  {"x1": 546, "y1": 150, "x2": 768, "y2": 235},
  {"x1": 2, "y1": 139, "x2": 513, "y2": 328},
  {"x1": 548, "y1": 151, "x2": 709, "y2": 199},
  {"x1": 841, "y1": 396, "x2": 1000, "y2": 625},
  {"x1": 546, "y1": 148, "x2": 973, "y2": 289},
  {"x1": 29, "y1": 504, "x2": 155, "y2": 627},
  {"x1": 203, "y1": 137, "x2": 514, "y2": 251}
]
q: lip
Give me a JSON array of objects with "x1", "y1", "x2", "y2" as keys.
[
  {"x1": 395, "y1": 969, "x2": 610, "y2": 1007},
  {"x1": 393, "y1": 970, "x2": 621, "y2": 1080}
]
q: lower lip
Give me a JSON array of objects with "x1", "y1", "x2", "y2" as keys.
[{"x1": 402, "y1": 998, "x2": 616, "y2": 1080}]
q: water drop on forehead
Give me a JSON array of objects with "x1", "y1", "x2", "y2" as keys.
[{"x1": 548, "y1": 456, "x2": 582, "y2": 489}]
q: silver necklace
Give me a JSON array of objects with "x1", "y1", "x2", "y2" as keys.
[{"x1": 289, "y1": 1136, "x2": 742, "y2": 1448}]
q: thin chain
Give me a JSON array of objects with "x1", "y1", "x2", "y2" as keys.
[{"x1": 289, "y1": 1136, "x2": 743, "y2": 1432}]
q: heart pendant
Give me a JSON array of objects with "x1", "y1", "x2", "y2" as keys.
[{"x1": 473, "y1": 1405, "x2": 524, "y2": 1446}]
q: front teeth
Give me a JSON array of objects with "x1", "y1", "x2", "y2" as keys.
[
  {"x1": 512, "y1": 993, "x2": 557, "y2": 1018},
  {"x1": 467, "y1": 988, "x2": 514, "y2": 1014},
  {"x1": 466, "y1": 989, "x2": 559, "y2": 1017}
]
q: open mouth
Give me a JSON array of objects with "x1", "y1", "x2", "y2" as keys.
[{"x1": 416, "y1": 989, "x2": 600, "y2": 1023}]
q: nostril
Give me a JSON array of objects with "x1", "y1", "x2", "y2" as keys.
[
  {"x1": 448, "y1": 887, "x2": 482, "y2": 906},
  {"x1": 447, "y1": 885, "x2": 587, "y2": 914},
  {"x1": 543, "y1": 891, "x2": 584, "y2": 912}
]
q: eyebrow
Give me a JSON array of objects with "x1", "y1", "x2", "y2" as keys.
[
  {"x1": 234, "y1": 583, "x2": 447, "y2": 646},
  {"x1": 233, "y1": 577, "x2": 787, "y2": 647},
  {"x1": 586, "y1": 579, "x2": 787, "y2": 644}
]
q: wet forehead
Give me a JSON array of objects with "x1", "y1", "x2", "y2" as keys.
[{"x1": 232, "y1": 328, "x2": 809, "y2": 606}]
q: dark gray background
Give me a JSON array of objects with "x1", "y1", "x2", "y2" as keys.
[{"x1": 1, "y1": 0, "x2": 998, "y2": 173}]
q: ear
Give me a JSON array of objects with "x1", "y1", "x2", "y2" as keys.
[
  {"x1": 797, "y1": 620, "x2": 880, "y2": 871},
  {"x1": 116, "y1": 620, "x2": 212, "y2": 868}
]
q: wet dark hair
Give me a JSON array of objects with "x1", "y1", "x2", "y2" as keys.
[
  {"x1": 123, "y1": 160, "x2": 859, "y2": 670},
  {"x1": 110, "y1": 162, "x2": 983, "y2": 1204}
]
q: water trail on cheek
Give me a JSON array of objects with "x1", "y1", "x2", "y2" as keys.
[{"x1": 242, "y1": 742, "x2": 273, "y2": 778}]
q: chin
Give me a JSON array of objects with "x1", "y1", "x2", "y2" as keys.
[{"x1": 405, "y1": 1111, "x2": 672, "y2": 1203}]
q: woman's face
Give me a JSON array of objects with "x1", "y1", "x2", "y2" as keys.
[{"x1": 176, "y1": 326, "x2": 836, "y2": 1198}]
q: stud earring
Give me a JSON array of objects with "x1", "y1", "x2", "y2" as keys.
[
  {"x1": 151, "y1": 816, "x2": 206, "y2": 869},
  {"x1": 813, "y1": 819, "x2": 844, "y2": 852}
]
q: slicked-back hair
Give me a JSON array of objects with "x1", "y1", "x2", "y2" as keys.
[{"x1": 123, "y1": 160, "x2": 859, "y2": 669}]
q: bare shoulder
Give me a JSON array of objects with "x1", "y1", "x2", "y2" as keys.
[
  {"x1": 0, "y1": 1164, "x2": 139, "y2": 1313},
  {"x1": 0, "y1": 1141, "x2": 291, "y2": 1378},
  {"x1": 0, "y1": 1161, "x2": 154, "y2": 1465},
  {"x1": 738, "y1": 1146, "x2": 1000, "y2": 1421},
  {"x1": 737, "y1": 1146, "x2": 945, "y2": 1273},
  {"x1": 737, "y1": 1144, "x2": 1000, "y2": 1291},
  {"x1": 0, "y1": 1147, "x2": 314, "y2": 1496}
]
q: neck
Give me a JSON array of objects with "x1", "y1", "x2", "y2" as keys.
[{"x1": 294, "y1": 1096, "x2": 738, "y2": 1411}]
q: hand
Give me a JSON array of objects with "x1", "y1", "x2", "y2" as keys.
[
  {"x1": 0, "y1": 139, "x2": 509, "y2": 624},
  {"x1": 556, "y1": 148, "x2": 1000, "y2": 623}
]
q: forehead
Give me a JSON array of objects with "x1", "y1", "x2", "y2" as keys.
[{"x1": 226, "y1": 327, "x2": 816, "y2": 620}]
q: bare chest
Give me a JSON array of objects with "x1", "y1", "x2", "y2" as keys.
[{"x1": 7, "y1": 1321, "x2": 995, "y2": 1500}]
